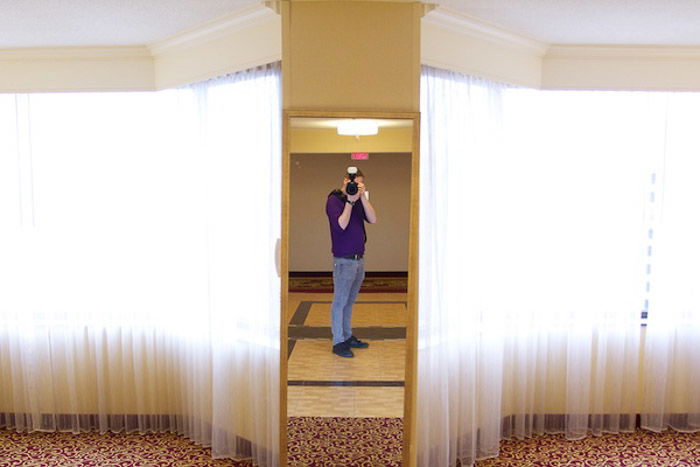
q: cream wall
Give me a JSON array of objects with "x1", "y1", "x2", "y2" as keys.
[
  {"x1": 542, "y1": 45, "x2": 700, "y2": 91},
  {"x1": 0, "y1": 47, "x2": 155, "y2": 92},
  {"x1": 290, "y1": 152, "x2": 410, "y2": 271}
]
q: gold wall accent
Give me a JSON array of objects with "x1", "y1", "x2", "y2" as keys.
[{"x1": 282, "y1": 1, "x2": 422, "y2": 111}]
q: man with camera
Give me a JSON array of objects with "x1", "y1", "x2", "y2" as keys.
[{"x1": 326, "y1": 167, "x2": 378, "y2": 358}]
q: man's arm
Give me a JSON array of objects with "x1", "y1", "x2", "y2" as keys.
[
  {"x1": 360, "y1": 194, "x2": 377, "y2": 224},
  {"x1": 337, "y1": 200, "x2": 354, "y2": 230},
  {"x1": 357, "y1": 183, "x2": 377, "y2": 224},
  {"x1": 327, "y1": 194, "x2": 357, "y2": 231}
]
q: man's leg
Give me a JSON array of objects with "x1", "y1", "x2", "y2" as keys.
[
  {"x1": 342, "y1": 258, "x2": 365, "y2": 342},
  {"x1": 330, "y1": 258, "x2": 357, "y2": 346}
]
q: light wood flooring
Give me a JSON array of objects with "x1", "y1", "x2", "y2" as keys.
[{"x1": 287, "y1": 292, "x2": 406, "y2": 418}]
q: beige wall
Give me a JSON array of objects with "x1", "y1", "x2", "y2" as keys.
[
  {"x1": 282, "y1": 1, "x2": 422, "y2": 111},
  {"x1": 542, "y1": 45, "x2": 700, "y2": 91},
  {"x1": 290, "y1": 152, "x2": 410, "y2": 271},
  {"x1": 0, "y1": 47, "x2": 155, "y2": 92}
]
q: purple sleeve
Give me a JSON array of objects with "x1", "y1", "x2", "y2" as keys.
[{"x1": 326, "y1": 196, "x2": 345, "y2": 233}]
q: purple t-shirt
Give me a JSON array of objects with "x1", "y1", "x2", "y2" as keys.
[{"x1": 326, "y1": 192, "x2": 367, "y2": 257}]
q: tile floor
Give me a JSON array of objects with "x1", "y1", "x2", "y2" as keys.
[{"x1": 286, "y1": 292, "x2": 407, "y2": 418}]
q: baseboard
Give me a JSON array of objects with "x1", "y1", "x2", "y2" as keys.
[
  {"x1": 288, "y1": 271, "x2": 408, "y2": 293},
  {"x1": 289, "y1": 271, "x2": 408, "y2": 277}
]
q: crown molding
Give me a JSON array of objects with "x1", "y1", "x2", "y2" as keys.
[
  {"x1": 0, "y1": 46, "x2": 151, "y2": 61},
  {"x1": 546, "y1": 44, "x2": 700, "y2": 60},
  {"x1": 422, "y1": 6, "x2": 548, "y2": 56},
  {"x1": 148, "y1": 3, "x2": 278, "y2": 56}
]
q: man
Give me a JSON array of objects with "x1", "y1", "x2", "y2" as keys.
[{"x1": 326, "y1": 167, "x2": 378, "y2": 358}]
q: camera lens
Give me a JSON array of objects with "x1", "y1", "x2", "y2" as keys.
[{"x1": 346, "y1": 181, "x2": 358, "y2": 195}]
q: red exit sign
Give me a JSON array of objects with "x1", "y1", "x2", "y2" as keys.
[{"x1": 351, "y1": 152, "x2": 369, "y2": 160}]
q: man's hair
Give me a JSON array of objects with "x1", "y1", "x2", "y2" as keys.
[{"x1": 346, "y1": 168, "x2": 364, "y2": 178}]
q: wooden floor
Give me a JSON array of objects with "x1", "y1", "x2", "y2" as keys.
[{"x1": 287, "y1": 292, "x2": 406, "y2": 418}]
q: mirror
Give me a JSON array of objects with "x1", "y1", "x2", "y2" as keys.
[{"x1": 281, "y1": 111, "x2": 419, "y2": 464}]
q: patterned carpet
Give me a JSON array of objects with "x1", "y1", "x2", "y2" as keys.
[
  {"x1": 475, "y1": 430, "x2": 700, "y2": 466},
  {"x1": 0, "y1": 430, "x2": 252, "y2": 466},
  {"x1": 1, "y1": 423, "x2": 698, "y2": 466},
  {"x1": 287, "y1": 417, "x2": 403, "y2": 466},
  {"x1": 289, "y1": 274, "x2": 407, "y2": 293}
]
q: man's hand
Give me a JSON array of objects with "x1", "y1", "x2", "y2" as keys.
[{"x1": 343, "y1": 178, "x2": 363, "y2": 203}]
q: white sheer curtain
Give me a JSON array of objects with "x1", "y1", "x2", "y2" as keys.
[
  {"x1": 418, "y1": 66, "x2": 686, "y2": 466},
  {"x1": 0, "y1": 63, "x2": 280, "y2": 466},
  {"x1": 642, "y1": 93, "x2": 700, "y2": 433}
]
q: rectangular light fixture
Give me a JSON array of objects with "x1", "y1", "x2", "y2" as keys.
[{"x1": 336, "y1": 119, "x2": 379, "y2": 136}]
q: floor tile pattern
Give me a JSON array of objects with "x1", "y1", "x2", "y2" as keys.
[
  {"x1": 288, "y1": 339, "x2": 406, "y2": 382},
  {"x1": 303, "y1": 302, "x2": 407, "y2": 327},
  {"x1": 286, "y1": 293, "x2": 407, "y2": 419},
  {"x1": 287, "y1": 387, "x2": 405, "y2": 418}
]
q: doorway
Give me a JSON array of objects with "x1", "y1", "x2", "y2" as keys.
[{"x1": 281, "y1": 111, "x2": 419, "y2": 465}]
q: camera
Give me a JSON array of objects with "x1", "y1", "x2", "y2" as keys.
[{"x1": 346, "y1": 166, "x2": 359, "y2": 195}]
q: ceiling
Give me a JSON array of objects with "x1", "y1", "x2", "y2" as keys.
[
  {"x1": 0, "y1": 0, "x2": 255, "y2": 48},
  {"x1": 2, "y1": 0, "x2": 700, "y2": 48}
]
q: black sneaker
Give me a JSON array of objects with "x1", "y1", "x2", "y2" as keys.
[
  {"x1": 333, "y1": 342, "x2": 354, "y2": 358},
  {"x1": 345, "y1": 336, "x2": 369, "y2": 349}
]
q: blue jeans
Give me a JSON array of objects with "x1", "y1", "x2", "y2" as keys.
[{"x1": 331, "y1": 257, "x2": 365, "y2": 345}]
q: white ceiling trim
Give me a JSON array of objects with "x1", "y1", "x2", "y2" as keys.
[
  {"x1": 423, "y1": 7, "x2": 548, "y2": 55},
  {"x1": 547, "y1": 44, "x2": 700, "y2": 60},
  {"x1": 0, "y1": 46, "x2": 151, "y2": 61},
  {"x1": 148, "y1": 3, "x2": 277, "y2": 56}
]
